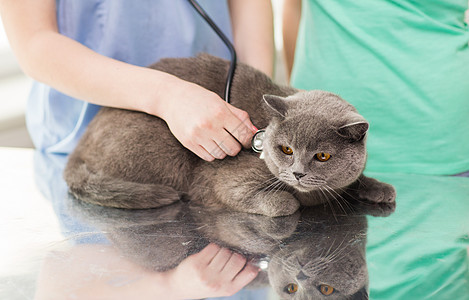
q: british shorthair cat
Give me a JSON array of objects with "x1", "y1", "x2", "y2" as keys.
[{"x1": 64, "y1": 54, "x2": 396, "y2": 217}]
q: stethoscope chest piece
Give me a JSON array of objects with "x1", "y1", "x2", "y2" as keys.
[{"x1": 251, "y1": 129, "x2": 266, "y2": 153}]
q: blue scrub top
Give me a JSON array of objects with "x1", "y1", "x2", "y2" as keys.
[{"x1": 27, "y1": 0, "x2": 233, "y2": 154}]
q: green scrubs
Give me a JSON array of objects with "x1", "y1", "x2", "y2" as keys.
[
  {"x1": 292, "y1": 0, "x2": 469, "y2": 175},
  {"x1": 291, "y1": 1, "x2": 469, "y2": 298},
  {"x1": 365, "y1": 172, "x2": 469, "y2": 299}
]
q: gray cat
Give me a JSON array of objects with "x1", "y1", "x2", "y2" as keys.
[{"x1": 64, "y1": 54, "x2": 396, "y2": 217}]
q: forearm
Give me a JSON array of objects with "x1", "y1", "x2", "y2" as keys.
[
  {"x1": 282, "y1": 0, "x2": 302, "y2": 81},
  {"x1": 228, "y1": 0, "x2": 274, "y2": 77},
  {"x1": 0, "y1": 0, "x2": 181, "y2": 118},
  {"x1": 34, "y1": 245, "x2": 181, "y2": 300},
  {"x1": 22, "y1": 31, "x2": 183, "y2": 116},
  {"x1": 35, "y1": 244, "x2": 258, "y2": 300}
]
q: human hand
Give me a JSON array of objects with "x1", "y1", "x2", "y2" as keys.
[
  {"x1": 160, "y1": 79, "x2": 257, "y2": 161},
  {"x1": 166, "y1": 243, "x2": 260, "y2": 299}
]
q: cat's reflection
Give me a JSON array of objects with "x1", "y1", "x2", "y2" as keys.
[{"x1": 68, "y1": 196, "x2": 393, "y2": 299}]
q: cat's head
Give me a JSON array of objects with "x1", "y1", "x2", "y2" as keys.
[
  {"x1": 267, "y1": 236, "x2": 368, "y2": 299},
  {"x1": 262, "y1": 90, "x2": 368, "y2": 193},
  {"x1": 267, "y1": 209, "x2": 369, "y2": 299}
]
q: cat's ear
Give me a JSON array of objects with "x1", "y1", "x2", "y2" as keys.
[
  {"x1": 337, "y1": 114, "x2": 369, "y2": 142},
  {"x1": 263, "y1": 95, "x2": 288, "y2": 118}
]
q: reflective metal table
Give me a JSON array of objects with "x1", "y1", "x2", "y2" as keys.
[{"x1": 1, "y1": 147, "x2": 468, "y2": 299}]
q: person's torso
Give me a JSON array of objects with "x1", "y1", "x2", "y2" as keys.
[{"x1": 292, "y1": 0, "x2": 469, "y2": 175}]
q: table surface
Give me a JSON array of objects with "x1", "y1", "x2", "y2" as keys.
[{"x1": 1, "y1": 147, "x2": 468, "y2": 300}]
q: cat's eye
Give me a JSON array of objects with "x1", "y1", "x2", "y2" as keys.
[
  {"x1": 281, "y1": 145, "x2": 293, "y2": 155},
  {"x1": 319, "y1": 284, "x2": 335, "y2": 295},
  {"x1": 285, "y1": 283, "x2": 298, "y2": 294},
  {"x1": 315, "y1": 152, "x2": 331, "y2": 162}
]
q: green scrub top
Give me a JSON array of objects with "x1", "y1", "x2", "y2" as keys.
[
  {"x1": 291, "y1": 0, "x2": 469, "y2": 175},
  {"x1": 291, "y1": 1, "x2": 469, "y2": 298},
  {"x1": 365, "y1": 172, "x2": 469, "y2": 300}
]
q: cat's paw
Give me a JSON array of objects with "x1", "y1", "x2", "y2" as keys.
[
  {"x1": 349, "y1": 179, "x2": 396, "y2": 217},
  {"x1": 358, "y1": 181, "x2": 396, "y2": 204}
]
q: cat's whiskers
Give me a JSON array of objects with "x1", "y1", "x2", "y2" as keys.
[
  {"x1": 274, "y1": 251, "x2": 301, "y2": 275},
  {"x1": 307, "y1": 260, "x2": 329, "y2": 275},
  {"x1": 322, "y1": 185, "x2": 343, "y2": 213},
  {"x1": 278, "y1": 256, "x2": 300, "y2": 275},
  {"x1": 263, "y1": 179, "x2": 287, "y2": 200},
  {"x1": 318, "y1": 186, "x2": 338, "y2": 221},
  {"x1": 332, "y1": 184, "x2": 368, "y2": 204},
  {"x1": 324, "y1": 185, "x2": 354, "y2": 216},
  {"x1": 314, "y1": 237, "x2": 350, "y2": 268},
  {"x1": 240, "y1": 176, "x2": 277, "y2": 199},
  {"x1": 331, "y1": 185, "x2": 356, "y2": 201},
  {"x1": 303, "y1": 255, "x2": 333, "y2": 276},
  {"x1": 277, "y1": 171, "x2": 296, "y2": 186},
  {"x1": 301, "y1": 177, "x2": 326, "y2": 187},
  {"x1": 251, "y1": 177, "x2": 282, "y2": 199},
  {"x1": 323, "y1": 237, "x2": 351, "y2": 265}
]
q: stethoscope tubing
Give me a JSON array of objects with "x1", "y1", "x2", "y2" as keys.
[{"x1": 187, "y1": 0, "x2": 237, "y2": 104}]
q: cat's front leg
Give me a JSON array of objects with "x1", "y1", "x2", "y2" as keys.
[
  {"x1": 197, "y1": 153, "x2": 300, "y2": 217},
  {"x1": 242, "y1": 189, "x2": 300, "y2": 217},
  {"x1": 217, "y1": 170, "x2": 300, "y2": 217}
]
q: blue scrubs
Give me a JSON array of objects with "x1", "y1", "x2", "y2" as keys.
[{"x1": 27, "y1": 0, "x2": 233, "y2": 154}]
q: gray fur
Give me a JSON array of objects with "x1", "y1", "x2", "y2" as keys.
[{"x1": 64, "y1": 54, "x2": 396, "y2": 216}]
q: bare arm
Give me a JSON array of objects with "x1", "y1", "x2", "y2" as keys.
[
  {"x1": 0, "y1": 0, "x2": 170, "y2": 115},
  {"x1": 228, "y1": 0, "x2": 274, "y2": 77},
  {"x1": 282, "y1": 0, "x2": 302, "y2": 82},
  {"x1": 0, "y1": 0, "x2": 256, "y2": 161},
  {"x1": 35, "y1": 244, "x2": 259, "y2": 300}
]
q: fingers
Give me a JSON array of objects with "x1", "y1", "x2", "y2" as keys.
[
  {"x1": 189, "y1": 120, "x2": 248, "y2": 161},
  {"x1": 205, "y1": 103, "x2": 255, "y2": 157},
  {"x1": 196, "y1": 243, "x2": 222, "y2": 264},
  {"x1": 192, "y1": 142, "x2": 228, "y2": 161},
  {"x1": 230, "y1": 261, "x2": 260, "y2": 291},
  {"x1": 182, "y1": 244, "x2": 259, "y2": 298},
  {"x1": 202, "y1": 141, "x2": 228, "y2": 160},
  {"x1": 208, "y1": 247, "x2": 233, "y2": 271},
  {"x1": 164, "y1": 84, "x2": 257, "y2": 161},
  {"x1": 207, "y1": 247, "x2": 259, "y2": 283},
  {"x1": 225, "y1": 105, "x2": 257, "y2": 148},
  {"x1": 185, "y1": 142, "x2": 216, "y2": 162},
  {"x1": 213, "y1": 130, "x2": 242, "y2": 157},
  {"x1": 220, "y1": 252, "x2": 248, "y2": 276}
]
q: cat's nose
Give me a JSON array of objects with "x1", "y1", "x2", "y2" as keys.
[
  {"x1": 293, "y1": 172, "x2": 306, "y2": 180},
  {"x1": 296, "y1": 270, "x2": 309, "y2": 281},
  {"x1": 351, "y1": 287, "x2": 368, "y2": 299}
]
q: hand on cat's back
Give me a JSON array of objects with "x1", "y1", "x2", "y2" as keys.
[{"x1": 160, "y1": 79, "x2": 257, "y2": 162}]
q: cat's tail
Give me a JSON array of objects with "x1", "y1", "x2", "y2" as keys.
[{"x1": 64, "y1": 160, "x2": 183, "y2": 209}]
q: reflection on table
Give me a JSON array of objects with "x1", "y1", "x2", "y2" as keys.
[
  {"x1": 57, "y1": 194, "x2": 392, "y2": 299},
  {"x1": 3, "y1": 148, "x2": 467, "y2": 300}
]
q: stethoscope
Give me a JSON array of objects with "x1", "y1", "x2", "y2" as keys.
[
  {"x1": 187, "y1": 0, "x2": 236, "y2": 104},
  {"x1": 187, "y1": 0, "x2": 266, "y2": 155}
]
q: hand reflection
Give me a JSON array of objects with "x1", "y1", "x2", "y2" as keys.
[
  {"x1": 34, "y1": 243, "x2": 258, "y2": 300},
  {"x1": 167, "y1": 243, "x2": 259, "y2": 299}
]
